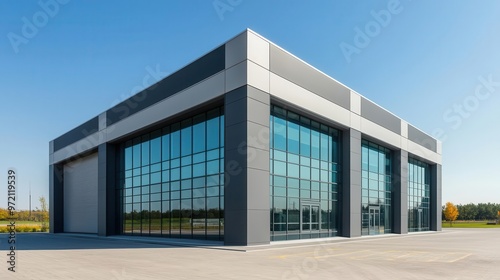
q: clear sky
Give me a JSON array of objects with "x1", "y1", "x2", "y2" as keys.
[{"x1": 1, "y1": 0, "x2": 499, "y2": 210}]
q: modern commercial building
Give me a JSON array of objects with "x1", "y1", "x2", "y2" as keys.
[{"x1": 49, "y1": 29, "x2": 442, "y2": 246}]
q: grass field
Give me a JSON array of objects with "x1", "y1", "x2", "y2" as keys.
[
  {"x1": 0, "y1": 221, "x2": 47, "y2": 232},
  {"x1": 0, "y1": 221, "x2": 43, "y2": 226},
  {"x1": 442, "y1": 221, "x2": 500, "y2": 228},
  {"x1": 4, "y1": 221, "x2": 500, "y2": 230}
]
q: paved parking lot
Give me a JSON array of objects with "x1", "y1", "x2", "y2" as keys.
[{"x1": 1, "y1": 228, "x2": 499, "y2": 279}]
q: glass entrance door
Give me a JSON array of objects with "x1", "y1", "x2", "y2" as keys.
[
  {"x1": 369, "y1": 206, "x2": 380, "y2": 235},
  {"x1": 301, "y1": 204, "x2": 320, "y2": 232}
]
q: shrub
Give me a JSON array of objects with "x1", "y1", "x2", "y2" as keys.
[
  {"x1": 0, "y1": 224, "x2": 44, "y2": 232},
  {"x1": 17, "y1": 225, "x2": 31, "y2": 232}
]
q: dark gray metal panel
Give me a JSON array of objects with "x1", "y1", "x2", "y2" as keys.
[
  {"x1": 430, "y1": 164, "x2": 442, "y2": 231},
  {"x1": 224, "y1": 148, "x2": 247, "y2": 212},
  {"x1": 224, "y1": 209, "x2": 247, "y2": 245},
  {"x1": 342, "y1": 128, "x2": 362, "y2": 237},
  {"x1": 107, "y1": 144, "x2": 118, "y2": 235},
  {"x1": 63, "y1": 153, "x2": 98, "y2": 233},
  {"x1": 392, "y1": 150, "x2": 408, "y2": 234},
  {"x1": 225, "y1": 122, "x2": 247, "y2": 152},
  {"x1": 269, "y1": 45, "x2": 350, "y2": 110},
  {"x1": 97, "y1": 144, "x2": 117, "y2": 236},
  {"x1": 53, "y1": 117, "x2": 99, "y2": 152},
  {"x1": 341, "y1": 130, "x2": 351, "y2": 237},
  {"x1": 225, "y1": 87, "x2": 249, "y2": 245},
  {"x1": 408, "y1": 124, "x2": 437, "y2": 153},
  {"x1": 436, "y1": 164, "x2": 442, "y2": 231},
  {"x1": 107, "y1": 45, "x2": 225, "y2": 126},
  {"x1": 361, "y1": 98, "x2": 401, "y2": 134},
  {"x1": 224, "y1": 86, "x2": 271, "y2": 245},
  {"x1": 226, "y1": 86, "x2": 271, "y2": 126},
  {"x1": 225, "y1": 98, "x2": 247, "y2": 127},
  {"x1": 49, "y1": 164, "x2": 64, "y2": 233},
  {"x1": 224, "y1": 85, "x2": 247, "y2": 105}
]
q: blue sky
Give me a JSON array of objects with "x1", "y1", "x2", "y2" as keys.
[{"x1": 1, "y1": 0, "x2": 499, "y2": 209}]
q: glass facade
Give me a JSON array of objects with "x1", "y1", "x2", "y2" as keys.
[
  {"x1": 269, "y1": 105, "x2": 341, "y2": 241},
  {"x1": 361, "y1": 140, "x2": 392, "y2": 235},
  {"x1": 117, "y1": 107, "x2": 225, "y2": 241},
  {"x1": 408, "y1": 158, "x2": 431, "y2": 232}
]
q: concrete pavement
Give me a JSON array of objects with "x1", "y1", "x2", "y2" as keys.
[{"x1": 1, "y1": 228, "x2": 499, "y2": 279}]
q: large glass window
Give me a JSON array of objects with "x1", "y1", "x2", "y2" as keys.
[
  {"x1": 118, "y1": 107, "x2": 224, "y2": 241},
  {"x1": 270, "y1": 105, "x2": 341, "y2": 241},
  {"x1": 408, "y1": 158, "x2": 431, "y2": 232},
  {"x1": 361, "y1": 140, "x2": 392, "y2": 235}
]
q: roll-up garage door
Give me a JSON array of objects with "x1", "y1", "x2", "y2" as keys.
[{"x1": 63, "y1": 153, "x2": 98, "y2": 233}]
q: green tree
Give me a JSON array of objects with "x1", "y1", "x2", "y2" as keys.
[
  {"x1": 444, "y1": 202, "x2": 459, "y2": 226},
  {"x1": 39, "y1": 196, "x2": 49, "y2": 232},
  {"x1": 457, "y1": 203, "x2": 478, "y2": 221},
  {"x1": 0, "y1": 208, "x2": 9, "y2": 220},
  {"x1": 16, "y1": 210, "x2": 30, "y2": 221}
]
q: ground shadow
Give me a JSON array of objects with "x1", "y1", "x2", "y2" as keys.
[{"x1": 0, "y1": 233, "x2": 228, "y2": 251}]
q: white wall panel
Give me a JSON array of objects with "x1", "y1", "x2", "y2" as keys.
[
  {"x1": 360, "y1": 118, "x2": 401, "y2": 149},
  {"x1": 247, "y1": 61, "x2": 270, "y2": 93},
  {"x1": 106, "y1": 72, "x2": 225, "y2": 143},
  {"x1": 52, "y1": 132, "x2": 100, "y2": 164},
  {"x1": 407, "y1": 140, "x2": 442, "y2": 164},
  {"x1": 350, "y1": 91, "x2": 361, "y2": 115},
  {"x1": 247, "y1": 30, "x2": 270, "y2": 69}
]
